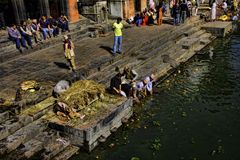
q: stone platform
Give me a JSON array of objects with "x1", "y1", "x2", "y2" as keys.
[
  {"x1": 202, "y1": 21, "x2": 233, "y2": 37},
  {"x1": 48, "y1": 98, "x2": 133, "y2": 152}
]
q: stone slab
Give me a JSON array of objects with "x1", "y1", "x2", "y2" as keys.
[{"x1": 202, "y1": 21, "x2": 232, "y2": 37}]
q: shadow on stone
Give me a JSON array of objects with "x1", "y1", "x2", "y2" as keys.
[
  {"x1": 54, "y1": 62, "x2": 70, "y2": 70},
  {"x1": 100, "y1": 46, "x2": 112, "y2": 54}
]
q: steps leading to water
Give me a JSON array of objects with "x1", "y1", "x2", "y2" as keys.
[{"x1": 0, "y1": 16, "x2": 216, "y2": 159}]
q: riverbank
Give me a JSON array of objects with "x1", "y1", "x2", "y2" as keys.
[{"x1": 0, "y1": 17, "x2": 232, "y2": 159}]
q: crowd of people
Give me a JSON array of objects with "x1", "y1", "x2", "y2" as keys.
[
  {"x1": 7, "y1": 14, "x2": 70, "y2": 53},
  {"x1": 210, "y1": 0, "x2": 240, "y2": 21},
  {"x1": 127, "y1": 3, "x2": 167, "y2": 26},
  {"x1": 110, "y1": 65, "x2": 155, "y2": 103},
  {"x1": 126, "y1": 0, "x2": 197, "y2": 27}
]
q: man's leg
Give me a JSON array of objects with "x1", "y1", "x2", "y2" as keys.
[
  {"x1": 20, "y1": 36, "x2": 28, "y2": 49},
  {"x1": 118, "y1": 36, "x2": 122, "y2": 53},
  {"x1": 70, "y1": 57, "x2": 76, "y2": 71},
  {"x1": 14, "y1": 38, "x2": 21, "y2": 49},
  {"x1": 112, "y1": 36, "x2": 118, "y2": 54},
  {"x1": 42, "y1": 28, "x2": 47, "y2": 40}
]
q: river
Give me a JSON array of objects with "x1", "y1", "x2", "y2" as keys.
[{"x1": 71, "y1": 33, "x2": 240, "y2": 160}]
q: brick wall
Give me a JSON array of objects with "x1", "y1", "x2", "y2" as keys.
[{"x1": 68, "y1": 0, "x2": 80, "y2": 22}]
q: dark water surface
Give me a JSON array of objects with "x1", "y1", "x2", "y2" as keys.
[{"x1": 71, "y1": 34, "x2": 240, "y2": 160}]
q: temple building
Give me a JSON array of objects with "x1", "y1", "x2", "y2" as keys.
[
  {"x1": 0, "y1": 0, "x2": 148, "y2": 26},
  {"x1": 0, "y1": 0, "x2": 79, "y2": 25}
]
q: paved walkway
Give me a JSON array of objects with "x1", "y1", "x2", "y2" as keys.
[{"x1": 0, "y1": 24, "x2": 174, "y2": 99}]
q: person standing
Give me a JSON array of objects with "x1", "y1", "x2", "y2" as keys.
[
  {"x1": 157, "y1": 2, "x2": 163, "y2": 25},
  {"x1": 112, "y1": 17, "x2": 123, "y2": 55},
  {"x1": 180, "y1": 0, "x2": 188, "y2": 23},
  {"x1": 63, "y1": 35, "x2": 76, "y2": 72},
  {"x1": 211, "y1": 0, "x2": 217, "y2": 21}
]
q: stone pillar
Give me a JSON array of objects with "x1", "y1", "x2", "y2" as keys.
[
  {"x1": 140, "y1": 0, "x2": 147, "y2": 11},
  {"x1": 67, "y1": 0, "x2": 80, "y2": 22},
  {"x1": 109, "y1": 0, "x2": 124, "y2": 18},
  {"x1": 60, "y1": 0, "x2": 68, "y2": 15},
  {"x1": 39, "y1": 0, "x2": 50, "y2": 17},
  {"x1": 11, "y1": 0, "x2": 26, "y2": 24}
]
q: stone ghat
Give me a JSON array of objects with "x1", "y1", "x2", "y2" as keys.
[
  {"x1": 202, "y1": 21, "x2": 233, "y2": 37},
  {"x1": 0, "y1": 16, "x2": 233, "y2": 159}
]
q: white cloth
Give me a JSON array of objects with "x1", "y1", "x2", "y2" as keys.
[
  {"x1": 233, "y1": 15, "x2": 238, "y2": 21},
  {"x1": 54, "y1": 80, "x2": 70, "y2": 94},
  {"x1": 222, "y1": 2, "x2": 227, "y2": 10},
  {"x1": 144, "y1": 76, "x2": 153, "y2": 92},
  {"x1": 136, "y1": 81, "x2": 144, "y2": 91},
  {"x1": 211, "y1": 2, "x2": 217, "y2": 20}
]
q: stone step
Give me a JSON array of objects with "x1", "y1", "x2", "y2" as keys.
[
  {"x1": 184, "y1": 27, "x2": 200, "y2": 37},
  {"x1": 0, "y1": 115, "x2": 33, "y2": 141},
  {"x1": 5, "y1": 128, "x2": 61, "y2": 159},
  {"x1": 87, "y1": 18, "x2": 201, "y2": 79},
  {"x1": 0, "y1": 118, "x2": 48, "y2": 155},
  {"x1": 20, "y1": 97, "x2": 56, "y2": 121},
  {"x1": 6, "y1": 139, "x2": 43, "y2": 160},
  {"x1": 0, "y1": 111, "x2": 9, "y2": 124},
  {"x1": 40, "y1": 137, "x2": 70, "y2": 160},
  {"x1": 0, "y1": 99, "x2": 56, "y2": 142},
  {"x1": 52, "y1": 145, "x2": 79, "y2": 160},
  {"x1": 190, "y1": 29, "x2": 207, "y2": 38},
  {"x1": 88, "y1": 21, "x2": 204, "y2": 84},
  {"x1": 182, "y1": 37, "x2": 200, "y2": 50}
]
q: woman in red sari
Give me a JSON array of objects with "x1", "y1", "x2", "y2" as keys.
[{"x1": 142, "y1": 11, "x2": 148, "y2": 26}]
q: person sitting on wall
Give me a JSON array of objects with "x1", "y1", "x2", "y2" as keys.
[
  {"x1": 59, "y1": 14, "x2": 70, "y2": 33},
  {"x1": 31, "y1": 19, "x2": 43, "y2": 44},
  {"x1": 7, "y1": 24, "x2": 28, "y2": 53},
  {"x1": 141, "y1": 9, "x2": 149, "y2": 26},
  {"x1": 147, "y1": 8, "x2": 155, "y2": 25},
  {"x1": 39, "y1": 15, "x2": 53, "y2": 40},
  {"x1": 19, "y1": 20, "x2": 33, "y2": 49},
  {"x1": 134, "y1": 13, "x2": 142, "y2": 26},
  {"x1": 48, "y1": 16, "x2": 60, "y2": 37}
]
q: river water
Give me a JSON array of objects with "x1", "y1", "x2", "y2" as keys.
[{"x1": 71, "y1": 34, "x2": 240, "y2": 160}]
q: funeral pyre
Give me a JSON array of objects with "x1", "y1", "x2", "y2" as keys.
[{"x1": 54, "y1": 80, "x2": 121, "y2": 121}]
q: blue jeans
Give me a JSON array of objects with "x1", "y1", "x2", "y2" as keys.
[
  {"x1": 42, "y1": 28, "x2": 53, "y2": 40},
  {"x1": 136, "y1": 19, "x2": 142, "y2": 26},
  {"x1": 10, "y1": 37, "x2": 27, "y2": 49},
  {"x1": 61, "y1": 22, "x2": 69, "y2": 32},
  {"x1": 21, "y1": 32, "x2": 32, "y2": 47},
  {"x1": 181, "y1": 11, "x2": 187, "y2": 23},
  {"x1": 113, "y1": 36, "x2": 122, "y2": 54}
]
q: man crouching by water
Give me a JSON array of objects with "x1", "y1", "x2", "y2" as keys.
[{"x1": 110, "y1": 67, "x2": 132, "y2": 97}]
